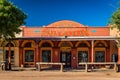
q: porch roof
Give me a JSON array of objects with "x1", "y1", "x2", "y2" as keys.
[{"x1": 15, "y1": 36, "x2": 120, "y2": 41}]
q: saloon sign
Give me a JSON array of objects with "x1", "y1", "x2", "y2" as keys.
[{"x1": 40, "y1": 28, "x2": 89, "y2": 36}]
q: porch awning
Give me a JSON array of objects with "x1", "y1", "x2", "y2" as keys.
[{"x1": 15, "y1": 36, "x2": 120, "y2": 41}]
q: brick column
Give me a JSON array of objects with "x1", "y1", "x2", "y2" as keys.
[
  {"x1": 52, "y1": 48, "x2": 60, "y2": 62},
  {"x1": 106, "y1": 48, "x2": 110, "y2": 62},
  {"x1": 71, "y1": 48, "x2": 77, "y2": 69},
  {"x1": 35, "y1": 40, "x2": 39, "y2": 62}
]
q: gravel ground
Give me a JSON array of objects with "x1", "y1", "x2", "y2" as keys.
[{"x1": 0, "y1": 70, "x2": 120, "y2": 80}]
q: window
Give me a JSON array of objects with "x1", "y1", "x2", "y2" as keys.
[
  {"x1": 5, "y1": 43, "x2": 14, "y2": 47},
  {"x1": 78, "y1": 43, "x2": 88, "y2": 47},
  {"x1": 42, "y1": 50, "x2": 51, "y2": 62},
  {"x1": 25, "y1": 50, "x2": 34, "y2": 62},
  {"x1": 24, "y1": 42, "x2": 32, "y2": 47},
  {"x1": 5, "y1": 51, "x2": 14, "y2": 63},
  {"x1": 41, "y1": 42, "x2": 52, "y2": 47},
  {"x1": 61, "y1": 53, "x2": 66, "y2": 61},
  {"x1": 61, "y1": 42, "x2": 71, "y2": 47},
  {"x1": 78, "y1": 51, "x2": 88, "y2": 63},
  {"x1": 95, "y1": 51, "x2": 105, "y2": 62},
  {"x1": 112, "y1": 54, "x2": 118, "y2": 62}
]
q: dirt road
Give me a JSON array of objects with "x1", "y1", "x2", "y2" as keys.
[{"x1": 0, "y1": 71, "x2": 120, "y2": 80}]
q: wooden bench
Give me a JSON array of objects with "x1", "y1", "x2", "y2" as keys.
[
  {"x1": 36, "y1": 62, "x2": 65, "y2": 72},
  {"x1": 79, "y1": 62, "x2": 119, "y2": 72}
]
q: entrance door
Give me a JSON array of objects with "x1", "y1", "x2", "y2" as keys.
[{"x1": 60, "y1": 52, "x2": 71, "y2": 68}]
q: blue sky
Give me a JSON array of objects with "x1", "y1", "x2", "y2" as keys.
[{"x1": 10, "y1": 0, "x2": 119, "y2": 27}]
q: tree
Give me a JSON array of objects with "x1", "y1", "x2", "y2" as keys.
[
  {"x1": 110, "y1": 3, "x2": 120, "y2": 30},
  {"x1": 109, "y1": 3, "x2": 120, "y2": 44},
  {"x1": 0, "y1": 0, "x2": 27, "y2": 40},
  {"x1": 0, "y1": 0, "x2": 27, "y2": 70}
]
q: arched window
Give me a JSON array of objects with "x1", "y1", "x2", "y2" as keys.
[
  {"x1": 78, "y1": 43, "x2": 88, "y2": 47},
  {"x1": 41, "y1": 42, "x2": 52, "y2": 47},
  {"x1": 61, "y1": 42, "x2": 71, "y2": 47},
  {"x1": 95, "y1": 42, "x2": 105, "y2": 47},
  {"x1": 24, "y1": 42, "x2": 32, "y2": 47},
  {"x1": 5, "y1": 43, "x2": 14, "y2": 47}
]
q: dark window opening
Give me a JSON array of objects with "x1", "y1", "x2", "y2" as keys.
[
  {"x1": 25, "y1": 50, "x2": 34, "y2": 62},
  {"x1": 42, "y1": 50, "x2": 51, "y2": 62},
  {"x1": 112, "y1": 54, "x2": 118, "y2": 62},
  {"x1": 5, "y1": 51, "x2": 14, "y2": 63},
  {"x1": 78, "y1": 51, "x2": 88, "y2": 62},
  {"x1": 95, "y1": 51, "x2": 105, "y2": 62}
]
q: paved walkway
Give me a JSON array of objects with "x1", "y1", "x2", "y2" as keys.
[{"x1": 0, "y1": 70, "x2": 120, "y2": 80}]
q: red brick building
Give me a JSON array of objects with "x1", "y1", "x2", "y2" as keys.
[{"x1": 0, "y1": 20, "x2": 120, "y2": 68}]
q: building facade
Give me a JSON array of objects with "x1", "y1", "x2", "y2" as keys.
[{"x1": 0, "y1": 20, "x2": 120, "y2": 68}]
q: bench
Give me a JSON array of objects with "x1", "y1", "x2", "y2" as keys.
[
  {"x1": 79, "y1": 62, "x2": 119, "y2": 72},
  {"x1": 36, "y1": 62, "x2": 65, "y2": 72}
]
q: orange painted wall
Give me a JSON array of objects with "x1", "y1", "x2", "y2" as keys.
[
  {"x1": 23, "y1": 27, "x2": 110, "y2": 37},
  {"x1": 88, "y1": 27, "x2": 110, "y2": 36}
]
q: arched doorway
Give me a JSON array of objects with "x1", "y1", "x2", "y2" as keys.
[
  {"x1": 39, "y1": 40, "x2": 54, "y2": 62},
  {"x1": 76, "y1": 41, "x2": 90, "y2": 63},
  {"x1": 94, "y1": 41, "x2": 108, "y2": 62},
  {"x1": 22, "y1": 40, "x2": 35, "y2": 67},
  {"x1": 59, "y1": 41, "x2": 73, "y2": 68}
]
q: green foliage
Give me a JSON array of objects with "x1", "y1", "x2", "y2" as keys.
[
  {"x1": 110, "y1": 5, "x2": 120, "y2": 30},
  {"x1": 0, "y1": 0, "x2": 27, "y2": 40}
]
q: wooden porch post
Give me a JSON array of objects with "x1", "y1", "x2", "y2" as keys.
[
  {"x1": 8, "y1": 42, "x2": 11, "y2": 70},
  {"x1": 91, "y1": 40, "x2": 94, "y2": 62},
  {"x1": 118, "y1": 46, "x2": 120, "y2": 63},
  {"x1": 19, "y1": 40, "x2": 23, "y2": 67},
  {"x1": 8, "y1": 43, "x2": 11, "y2": 63}
]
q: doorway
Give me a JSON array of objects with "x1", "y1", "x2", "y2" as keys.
[{"x1": 60, "y1": 51, "x2": 71, "y2": 68}]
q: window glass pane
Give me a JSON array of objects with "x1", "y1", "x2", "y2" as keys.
[
  {"x1": 112, "y1": 54, "x2": 118, "y2": 62},
  {"x1": 78, "y1": 51, "x2": 88, "y2": 63},
  {"x1": 42, "y1": 50, "x2": 51, "y2": 62},
  {"x1": 5, "y1": 51, "x2": 14, "y2": 59},
  {"x1": 25, "y1": 50, "x2": 34, "y2": 62},
  {"x1": 61, "y1": 53, "x2": 66, "y2": 61},
  {"x1": 5, "y1": 51, "x2": 14, "y2": 63},
  {"x1": 95, "y1": 51, "x2": 105, "y2": 62}
]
